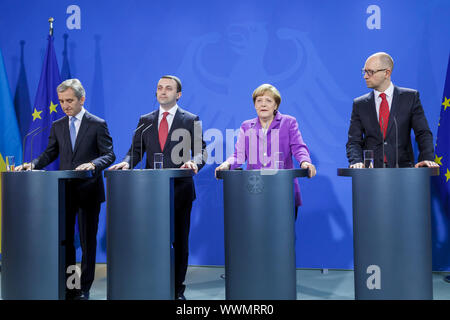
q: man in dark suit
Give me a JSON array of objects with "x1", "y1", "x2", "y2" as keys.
[
  {"x1": 347, "y1": 52, "x2": 439, "y2": 168},
  {"x1": 109, "y1": 75, "x2": 206, "y2": 300},
  {"x1": 16, "y1": 79, "x2": 115, "y2": 300}
]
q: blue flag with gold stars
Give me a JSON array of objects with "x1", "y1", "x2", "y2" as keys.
[
  {"x1": 435, "y1": 54, "x2": 450, "y2": 211},
  {"x1": 23, "y1": 35, "x2": 63, "y2": 170}
]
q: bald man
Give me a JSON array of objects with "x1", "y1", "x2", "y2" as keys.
[{"x1": 346, "y1": 52, "x2": 438, "y2": 168}]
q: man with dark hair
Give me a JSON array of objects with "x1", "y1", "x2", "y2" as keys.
[{"x1": 110, "y1": 75, "x2": 207, "y2": 300}]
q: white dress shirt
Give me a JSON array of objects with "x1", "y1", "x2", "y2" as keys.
[
  {"x1": 69, "y1": 107, "x2": 86, "y2": 137},
  {"x1": 158, "y1": 104, "x2": 178, "y2": 131},
  {"x1": 374, "y1": 82, "x2": 394, "y2": 119}
]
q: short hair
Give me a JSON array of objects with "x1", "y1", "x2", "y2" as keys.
[
  {"x1": 369, "y1": 52, "x2": 394, "y2": 71},
  {"x1": 161, "y1": 75, "x2": 182, "y2": 92},
  {"x1": 252, "y1": 84, "x2": 281, "y2": 108},
  {"x1": 57, "y1": 78, "x2": 85, "y2": 99}
]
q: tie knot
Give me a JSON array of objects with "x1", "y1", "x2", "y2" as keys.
[
  {"x1": 379, "y1": 93, "x2": 387, "y2": 100},
  {"x1": 70, "y1": 117, "x2": 76, "y2": 124},
  {"x1": 163, "y1": 112, "x2": 169, "y2": 118}
]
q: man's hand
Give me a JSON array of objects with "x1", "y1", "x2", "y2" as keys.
[
  {"x1": 350, "y1": 162, "x2": 364, "y2": 169},
  {"x1": 109, "y1": 161, "x2": 130, "y2": 170},
  {"x1": 15, "y1": 163, "x2": 34, "y2": 171},
  {"x1": 214, "y1": 161, "x2": 231, "y2": 179},
  {"x1": 181, "y1": 160, "x2": 198, "y2": 174},
  {"x1": 301, "y1": 161, "x2": 317, "y2": 178},
  {"x1": 415, "y1": 160, "x2": 439, "y2": 168},
  {"x1": 76, "y1": 162, "x2": 96, "y2": 171}
]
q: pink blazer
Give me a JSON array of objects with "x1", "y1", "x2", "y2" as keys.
[{"x1": 226, "y1": 111, "x2": 311, "y2": 206}]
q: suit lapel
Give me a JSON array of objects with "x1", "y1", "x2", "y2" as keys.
[
  {"x1": 73, "y1": 111, "x2": 90, "y2": 157},
  {"x1": 147, "y1": 110, "x2": 160, "y2": 152},
  {"x1": 268, "y1": 112, "x2": 282, "y2": 132},
  {"x1": 62, "y1": 116, "x2": 74, "y2": 157},
  {"x1": 367, "y1": 92, "x2": 383, "y2": 139},
  {"x1": 164, "y1": 108, "x2": 184, "y2": 151}
]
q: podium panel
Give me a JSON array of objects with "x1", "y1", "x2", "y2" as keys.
[
  {"x1": 105, "y1": 169, "x2": 193, "y2": 300},
  {"x1": 338, "y1": 168, "x2": 439, "y2": 300},
  {"x1": 1, "y1": 170, "x2": 92, "y2": 300},
  {"x1": 217, "y1": 169, "x2": 308, "y2": 300}
]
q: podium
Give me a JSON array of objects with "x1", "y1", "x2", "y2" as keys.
[
  {"x1": 104, "y1": 169, "x2": 193, "y2": 300},
  {"x1": 337, "y1": 167, "x2": 439, "y2": 300},
  {"x1": 216, "y1": 169, "x2": 308, "y2": 300},
  {"x1": 1, "y1": 170, "x2": 92, "y2": 300}
]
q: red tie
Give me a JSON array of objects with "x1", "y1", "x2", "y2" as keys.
[
  {"x1": 159, "y1": 112, "x2": 169, "y2": 151},
  {"x1": 379, "y1": 93, "x2": 390, "y2": 138},
  {"x1": 379, "y1": 93, "x2": 389, "y2": 164}
]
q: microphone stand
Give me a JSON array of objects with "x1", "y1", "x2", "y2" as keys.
[
  {"x1": 140, "y1": 123, "x2": 153, "y2": 169},
  {"x1": 130, "y1": 123, "x2": 146, "y2": 170},
  {"x1": 22, "y1": 127, "x2": 41, "y2": 165},
  {"x1": 381, "y1": 117, "x2": 386, "y2": 168},
  {"x1": 393, "y1": 116, "x2": 399, "y2": 168},
  {"x1": 30, "y1": 126, "x2": 47, "y2": 171}
]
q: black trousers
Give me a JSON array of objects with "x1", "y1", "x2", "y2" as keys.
[
  {"x1": 65, "y1": 192, "x2": 101, "y2": 296},
  {"x1": 174, "y1": 196, "x2": 193, "y2": 296}
]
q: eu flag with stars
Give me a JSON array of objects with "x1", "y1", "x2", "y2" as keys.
[
  {"x1": 23, "y1": 35, "x2": 63, "y2": 170},
  {"x1": 435, "y1": 53, "x2": 450, "y2": 212}
]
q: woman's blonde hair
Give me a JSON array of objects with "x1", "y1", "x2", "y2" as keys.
[{"x1": 252, "y1": 84, "x2": 281, "y2": 108}]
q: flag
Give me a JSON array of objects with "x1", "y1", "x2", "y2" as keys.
[
  {"x1": 0, "y1": 48, "x2": 22, "y2": 253},
  {"x1": 60, "y1": 33, "x2": 72, "y2": 80},
  {"x1": 13, "y1": 40, "x2": 32, "y2": 140},
  {"x1": 23, "y1": 35, "x2": 63, "y2": 170},
  {"x1": 434, "y1": 53, "x2": 450, "y2": 212}
]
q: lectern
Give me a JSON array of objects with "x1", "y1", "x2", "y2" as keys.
[
  {"x1": 216, "y1": 169, "x2": 308, "y2": 300},
  {"x1": 1, "y1": 170, "x2": 92, "y2": 300},
  {"x1": 338, "y1": 167, "x2": 439, "y2": 300},
  {"x1": 105, "y1": 169, "x2": 193, "y2": 300}
]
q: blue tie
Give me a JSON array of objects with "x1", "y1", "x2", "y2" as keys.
[{"x1": 70, "y1": 117, "x2": 77, "y2": 151}]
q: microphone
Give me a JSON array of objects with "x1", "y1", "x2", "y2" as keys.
[
  {"x1": 140, "y1": 123, "x2": 153, "y2": 169},
  {"x1": 130, "y1": 123, "x2": 146, "y2": 170},
  {"x1": 381, "y1": 117, "x2": 386, "y2": 168},
  {"x1": 393, "y1": 116, "x2": 399, "y2": 168},
  {"x1": 22, "y1": 127, "x2": 42, "y2": 164},
  {"x1": 30, "y1": 126, "x2": 48, "y2": 171}
]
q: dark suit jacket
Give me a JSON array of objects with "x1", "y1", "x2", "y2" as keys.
[
  {"x1": 33, "y1": 110, "x2": 116, "y2": 204},
  {"x1": 346, "y1": 86, "x2": 434, "y2": 168},
  {"x1": 124, "y1": 106, "x2": 207, "y2": 202}
]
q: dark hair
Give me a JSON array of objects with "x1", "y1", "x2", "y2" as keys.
[{"x1": 161, "y1": 75, "x2": 182, "y2": 92}]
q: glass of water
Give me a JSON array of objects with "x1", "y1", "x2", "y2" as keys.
[
  {"x1": 154, "y1": 153, "x2": 163, "y2": 169},
  {"x1": 274, "y1": 152, "x2": 284, "y2": 169},
  {"x1": 6, "y1": 156, "x2": 15, "y2": 171},
  {"x1": 363, "y1": 150, "x2": 374, "y2": 168}
]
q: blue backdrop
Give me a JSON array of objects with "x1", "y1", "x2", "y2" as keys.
[{"x1": 0, "y1": 0, "x2": 449, "y2": 270}]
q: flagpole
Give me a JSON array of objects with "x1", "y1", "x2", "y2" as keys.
[{"x1": 48, "y1": 17, "x2": 54, "y2": 36}]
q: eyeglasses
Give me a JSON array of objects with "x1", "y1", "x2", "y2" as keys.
[{"x1": 361, "y1": 68, "x2": 387, "y2": 76}]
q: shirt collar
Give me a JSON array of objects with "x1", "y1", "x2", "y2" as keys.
[
  {"x1": 70, "y1": 107, "x2": 86, "y2": 122},
  {"x1": 374, "y1": 82, "x2": 394, "y2": 99},
  {"x1": 159, "y1": 104, "x2": 178, "y2": 116}
]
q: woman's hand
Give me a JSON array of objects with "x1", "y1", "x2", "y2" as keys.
[
  {"x1": 215, "y1": 161, "x2": 231, "y2": 179},
  {"x1": 301, "y1": 161, "x2": 316, "y2": 178}
]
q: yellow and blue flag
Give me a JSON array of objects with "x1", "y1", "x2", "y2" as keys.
[
  {"x1": 23, "y1": 35, "x2": 63, "y2": 170},
  {"x1": 0, "y1": 48, "x2": 22, "y2": 253},
  {"x1": 435, "y1": 54, "x2": 450, "y2": 211}
]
